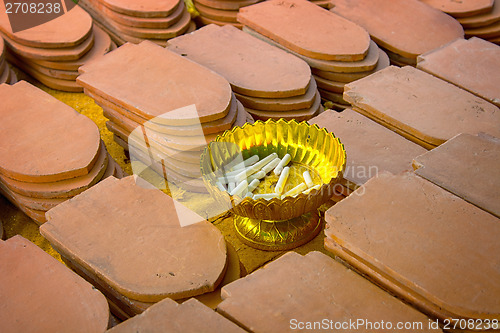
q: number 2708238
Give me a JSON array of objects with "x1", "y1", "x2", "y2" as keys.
[{"x1": 5, "y1": 2, "x2": 62, "y2": 14}]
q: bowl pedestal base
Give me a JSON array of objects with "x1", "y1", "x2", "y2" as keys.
[{"x1": 233, "y1": 211, "x2": 322, "y2": 251}]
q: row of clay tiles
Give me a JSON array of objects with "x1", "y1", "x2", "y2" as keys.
[
  {"x1": 1, "y1": 0, "x2": 498, "y2": 97},
  {"x1": 75, "y1": 0, "x2": 500, "y2": 48},
  {"x1": 2, "y1": 123, "x2": 499, "y2": 331}
]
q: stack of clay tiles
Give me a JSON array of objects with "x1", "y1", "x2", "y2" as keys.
[
  {"x1": 421, "y1": 0, "x2": 500, "y2": 44},
  {"x1": 0, "y1": 6, "x2": 113, "y2": 92},
  {"x1": 40, "y1": 176, "x2": 231, "y2": 319},
  {"x1": 309, "y1": 109, "x2": 427, "y2": 196},
  {"x1": 77, "y1": 40, "x2": 248, "y2": 193},
  {"x1": 237, "y1": 0, "x2": 390, "y2": 110},
  {"x1": 0, "y1": 81, "x2": 122, "y2": 225},
  {"x1": 192, "y1": 0, "x2": 331, "y2": 29},
  {"x1": 342, "y1": 66, "x2": 500, "y2": 150},
  {"x1": 167, "y1": 24, "x2": 321, "y2": 121},
  {"x1": 78, "y1": 0, "x2": 195, "y2": 47},
  {"x1": 324, "y1": 171, "x2": 500, "y2": 326},
  {"x1": 0, "y1": 37, "x2": 17, "y2": 85},
  {"x1": 330, "y1": 0, "x2": 465, "y2": 66},
  {"x1": 193, "y1": 0, "x2": 259, "y2": 29},
  {"x1": 417, "y1": 37, "x2": 500, "y2": 107},
  {"x1": 0, "y1": 236, "x2": 110, "y2": 332}
]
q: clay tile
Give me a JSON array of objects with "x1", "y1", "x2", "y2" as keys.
[
  {"x1": 458, "y1": 1, "x2": 500, "y2": 28},
  {"x1": 0, "y1": 141, "x2": 109, "y2": 199},
  {"x1": 34, "y1": 25, "x2": 112, "y2": 71},
  {"x1": 108, "y1": 298, "x2": 245, "y2": 332},
  {"x1": 417, "y1": 37, "x2": 500, "y2": 107},
  {"x1": 309, "y1": 109, "x2": 426, "y2": 188},
  {"x1": 312, "y1": 48, "x2": 390, "y2": 83},
  {"x1": 40, "y1": 176, "x2": 228, "y2": 302},
  {"x1": 0, "y1": 235, "x2": 109, "y2": 333},
  {"x1": 420, "y1": 0, "x2": 494, "y2": 18},
  {"x1": 167, "y1": 24, "x2": 311, "y2": 98},
  {"x1": 464, "y1": 20, "x2": 500, "y2": 39},
  {"x1": 233, "y1": 78, "x2": 317, "y2": 111},
  {"x1": 330, "y1": 0, "x2": 464, "y2": 59},
  {"x1": 343, "y1": 66, "x2": 500, "y2": 148},
  {"x1": 106, "y1": 6, "x2": 191, "y2": 39},
  {"x1": 101, "y1": 0, "x2": 180, "y2": 18},
  {"x1": 245, "y1": 92, "x2": 321, "y2": 121},
  {"x1": 99, "y1": 1, "x2": 184, "y2": 29},
  {"x1": 218, "y1": 251, "x2": 438, "y2": 332},
  {"x1": 0, "y1": 81, "x2": 101, "y2": 182},
  {"x1": 196, "y1": 0, "x2": 259, "y2": 11},
  {"x1": 244, "y1": 27, "x2": 381, "y2": 74},
  {"x1": 77, "y1": 41, "x2": 232, "y2": 126},
  {"x1": 238, "y1": 0, "x2": 371, "y2": 61},
  {"x1": 0, "y1": 6, "x2": 93, "y2": 49},
  {"x1": 324, "y1": 172, "x2": 500, "y2": 322},
  {"x1": 413, "y1": 132, "x2": 500, "y2": 218},
  {"x1": 1, "y1": 27, "x2": 95, "y2": 61},
  {"x1": 194, "y1": 2, "x2": 238, "y2": 23}
]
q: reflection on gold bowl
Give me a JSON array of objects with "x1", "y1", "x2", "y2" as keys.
[{"x1": 201, "y1": 119, "x2": 346, "y2": 250}]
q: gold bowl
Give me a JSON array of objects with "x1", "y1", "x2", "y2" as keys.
[{"x1": 201, "y1": 119, "x2": 346, "y2": 250}]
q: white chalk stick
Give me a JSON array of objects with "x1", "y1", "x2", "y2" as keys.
[
  {"x1": 222, "y1": 155, "x2": 244, "y2": 172},
  {"x1": 303, "y1": 184, "x2": 320, "y2": 194},
  {"x1": 228, "y1": 182, "x2": 236, "y2": 193},
  {"x1": 303, "y1": 170, "x2": 314, "y2": 188},
  {"x1": 235, "y1": 153, "x2": 277, "y2": 183},
  {"x1": 218, "y1": 175, "x2": 238, "y2": 184},
  {"x1": 275, "y1": 166, "x2": 290, "y2": 194},
  {"x1": 247, "y1": 170, "x2": 266, "y2": 183},
  {"x1": 253, "y1": 193, "x2": 279, "y2": 200},
  {"x1": 223, "y1": 169, "x2": 245, "y2": 177},
  {"x1": 245, "y1": 192, "x2": 254, "y2": 198},
  {"x1": 230, "y1": 180, "x2": 248, "y2": 197},
  {"x1": 216, "y1": 181, "x2": 226, "y2": 192},
  {"x1": 217, "y1": 177, "x2": 228, "y2": 184},
  {"x1": 273, "y1": 154, "x2": 291, "y2": 175},
  {"x1": 262, "y1": 157, "x2": 281, "y2": 174},
  {"x1": 282, "y1": 183, "x2": 307, "y2": 198},
  {"x1": 247, "y1": 179, "x2": 260, "y2": 193},
  {"x1": 228, "y1": 155, "x2": 259, "y2": 172}
]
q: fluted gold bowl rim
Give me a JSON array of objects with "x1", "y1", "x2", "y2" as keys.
[{"x1": 200, "y1": 119, "x2": 346, "y2": 221}]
